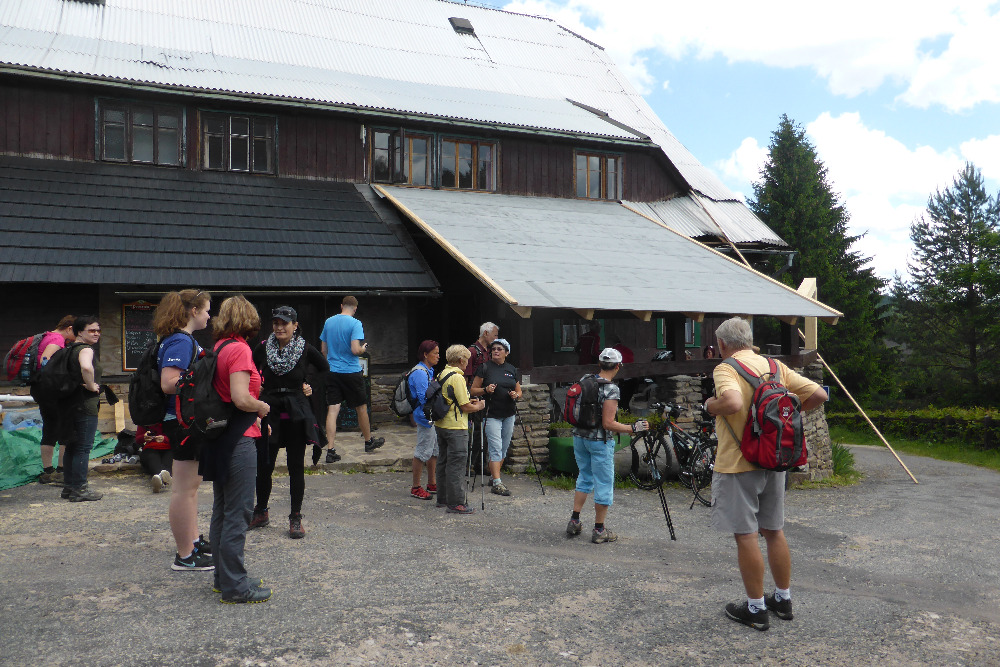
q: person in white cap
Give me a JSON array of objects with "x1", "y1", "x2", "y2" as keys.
[
  {"x1": 566, "y1": 347, "x2": 648, "y2": 544},
  {"x1": 470, "y1": 337, "x2": 521, "y2": 496}
]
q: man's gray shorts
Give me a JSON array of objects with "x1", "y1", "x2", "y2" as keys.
[
  {"x1": 710, "y1": 470, "x2": 785, "y2": 534},
  {"x1": 414, "y1": 424, "x2": 438, "y2": 462}
]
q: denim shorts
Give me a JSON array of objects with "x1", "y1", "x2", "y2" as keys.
[
  {"x1": 484, "y1": 415, "x2": 515, "y2": 462},
  {"x1": 413, "y1": 424, "x2": 438, "y2": 462},
  {"x1": 573, "y1": 435, "x2": 615, "y2": 507},
  {"x1": 710, "y1": 469, "x2": 785, "y2": 534}
]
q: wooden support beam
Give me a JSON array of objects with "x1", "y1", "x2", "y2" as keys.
[
  {"x1": 509, "y1": 305, "x2": 532, "y2": 318},
  {"x1": 777, "y1": 315, "x2": 799, "y2": 326},
  {"x1": 780, "y1": 320, "x2": 801, "y2": 356},
  {"x1": 682, "y1": 312, "x2": 705, "y2": 323},
  {"x1": 665, "y1": 313, "x2": 685, "y2": 363},
  {"x1": 518, "y1": 316, "x2": 534, "y2": 372},
  {"x1": 630, "y1": 310, "x2": 652, "y2": 322},
  {"x1": 573, "y1": 308, "x2": 595, "y2": 321}
]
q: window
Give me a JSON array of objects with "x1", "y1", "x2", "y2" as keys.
[
  {"x1": 100, "y1": 102, "x2": 182, "y2": 166},
  {"x1": 554, "y1": 319, "x2": 603, "y2": 352},
  {"x1": 371, "y1": 130, "x2": 431, "y2": 185},
  {"x1": 575, "y1": 152, "x2": 621, "y2": 200},
  {"x1": 656, "y1": 318, "x2": 700, "y2": 349},
  {"x1": 203, "y1": 113, "x2": 275, "y2": 173},
  {"x1": 441, "y1": 138, "x2": 496, "y2": 191}
]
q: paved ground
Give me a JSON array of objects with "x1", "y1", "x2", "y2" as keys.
[{"x1": 1, "y1": 440, "x2": 999, "y2": 666}]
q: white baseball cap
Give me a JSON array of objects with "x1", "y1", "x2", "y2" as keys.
[{"x1": 598, "y1": 347, "x2": 623, "y2": 363}]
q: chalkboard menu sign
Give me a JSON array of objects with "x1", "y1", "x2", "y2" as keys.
[{"x1": 122, "y1": 301, "x2": 158, "y2": 372}]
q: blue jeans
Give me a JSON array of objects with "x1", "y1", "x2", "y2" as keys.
[
  {"x1": 210, "y1": 437, "x2": 257, "y2": 597},
  {"x1": 63, "y1": 413, "x2": 97, "y2": 489},
  {"x1": 573, "y1": 435, "x2": 615, "y2": 507},
  {"x1": 484, "y1": 415, "x2": 515, "y2": 462}
]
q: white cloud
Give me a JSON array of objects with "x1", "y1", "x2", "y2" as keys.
[
  {"x1": 716, "y1": 137, "x2": 767, "y2": 187},
  {"x1": 960, "y1": 135, "x2": 1000, "y2": 182},
  {"x1": 501, "y1": 0, "x2": 1000, "y2": 110}
]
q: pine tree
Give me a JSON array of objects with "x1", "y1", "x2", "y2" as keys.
[
  {"x1": 892, "y1": 163, "x2": 1000, "y2": 399},
  {"x1": 748, "y1": 115, "x2": 890, "y2": 398}
]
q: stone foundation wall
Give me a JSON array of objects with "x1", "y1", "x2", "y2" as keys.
[{"x1": 506, "y1": 383, "x2": 550, "y2": 473}]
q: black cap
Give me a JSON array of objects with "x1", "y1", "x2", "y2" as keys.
[{"x1": 272, "y1": 306, "x2": 297, "y2": 323}]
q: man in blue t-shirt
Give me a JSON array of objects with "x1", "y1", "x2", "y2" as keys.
[{"x1": 319, "y1": 296, "x2": 384, "y2": 458}]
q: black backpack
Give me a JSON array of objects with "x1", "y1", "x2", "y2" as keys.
[
  {"x1": 128, "y1": 333, "x2": 196, "y2": 427},
  {"x1": 31, "y1": 344, "x2": 85, "y2": 402},
  {"x1": 563, "y1": 374, "x2": 611, "y2": 429},
  {"x1": 175, "y1": 339, "x2": 237, "y2": 440},
  {"x1": 390, "y1": 365, "x2": 430, "y2": 417},
  {"x1": 423, "y1": 370, "x2": 461, "y2": 422}
]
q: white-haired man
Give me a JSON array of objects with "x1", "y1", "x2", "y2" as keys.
[
  {"x1": 704, "y1": 316, "x2": 827, "y2": 631},
  {"x1": 465, "y1": 322, "x2": 498, "y2": 474}
]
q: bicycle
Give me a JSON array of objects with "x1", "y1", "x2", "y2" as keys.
[{"x1": 628, "y1": 402, "x2": 717, "y2": 508}]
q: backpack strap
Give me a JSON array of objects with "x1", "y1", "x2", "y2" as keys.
[
  {"x1": 439, "y1": 369, "x2": 461, "y2": 419},
  {"x1": 721, "y1": 357, "x2": 764, "y2": 389}
]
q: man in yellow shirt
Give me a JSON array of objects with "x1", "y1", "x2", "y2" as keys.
[
  {"x1": 704, "y1": 317, "x2": 827, "y2": 631},
  {"x1": 435, "y1": 345, "x2": 485, "y2": 514}
]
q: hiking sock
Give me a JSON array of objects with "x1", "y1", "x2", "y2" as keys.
[
  {"x1": 774, "y1": 587, "x2": 791, "y2": 601},
  {"x1": 43, "y1": 466, "x2": 55, "y2": 474},
  {"x1": 748, "y1": 597, "x2": 765, "y2": 614},
  {"x1": 56, "y1": 466, "x2": 64, "y2": 472},
  {"x1": 492, "y1": 478, "x2": 502, "y2": 486},
  {"x1": 594, "y1": 522, "x2": 605, "y2": 532},
  {"x1": 571, "y1": 511, "x2": 581, "y2": 521}
]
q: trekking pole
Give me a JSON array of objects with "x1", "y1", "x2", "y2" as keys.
[
  {"x1": 513, "y1": 403, "x2": 545, "y2": 495},
  {"x1": 657, "y1": 478, "x2": 677, "y2": 541},
  {"x1": 480, "y1": 415, "x2": 486, "y2": 510}
]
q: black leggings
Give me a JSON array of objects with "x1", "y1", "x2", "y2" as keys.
[
  {"x1": 139, "y1": 448, "x2": 173, "y2": 477},
  {"x1": 256, "y1": 431, "x2": 306, "y2": 515}
]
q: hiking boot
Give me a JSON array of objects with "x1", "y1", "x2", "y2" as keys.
[
  {"x1": 52, "y1": 470, "x2": 64, "y2": 484},
  {"x1": 221, "y1": 584, "x2": 272, "y2": 604},
  {"x1": 248, "y1": 508, "x2": 270, "y2": 530},
  {"x1": 725, "y1": 600, "x2": 770, "y2": 631},
  {"x1": 159, "y1": 470, "x2": 171, "y2": 485},
  {"x1": 764, "y1": 593, "x2": 794, "y2": 620},
  {"x1": 363, "y1": 437, "x2": 385, "y2": 453},
  {"x1": 591, "y1": 527, "x2": 618, "y2": 544},
  {"x1": 38, "y1": 470, "x2": 56, "y2": 484},
  {"x1": 324, "y1": 448, "x2": 341, "y2": 464},
  {"x1": 566, "y1": 519, "x2": 582, "y2": 536},
  {"x1": 60, "y1": 486, "x2": 72, "y2": 500},
  {"x1": 151, "y1": 474, "x2": 164, "y2": 493},
  {"x1": 491, "y1": 481, "x2": 511, "y2": 496},
  {"x1": 68, "y1": 485, "x2": 103, "y2": 502},
  {"x1": 435, "y1": 500, "x2": 447, "y2": 508},
  {"x1": 172, "y1": 549, "x2": 214, "y2": 571},
  {"x1": 213, "y1": 578, "x2": 264, "y2": 594},
  {"x1": 289, "y1": 512, "x2": 305, "y2": 539},
  {"x1": 426, "y1": 483, "x2": 437, "y2": 495},
  {"x1": 195, "y1": 535, "x2": 212, "y2": 556},
  {"x1": 446, "y1": 504, "x2": 475, "y2": 514}
]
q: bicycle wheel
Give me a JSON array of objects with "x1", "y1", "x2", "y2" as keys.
[
  {"x1": 628, "y1": 433, "x2": 669, "y2": 490},
  {"x1": 688, "y1": 439, "x2": 715, "y2": 507}
]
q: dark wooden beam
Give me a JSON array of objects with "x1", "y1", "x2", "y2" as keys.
[
  {"x1": 780, "y1": 321, "x2": 801, "y2": 356},
  {"x1": 518, "y1": 316, "x2": 534, "y2": 371},
  {"x1": 528, "y1": 350, "x2": 819, "y2": 384}
]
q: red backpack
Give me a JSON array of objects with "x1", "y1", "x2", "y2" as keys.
[
  {"x1": 721, "y1": 357, "x2": 807, "y2": 471},
  {"x1": 3, "y1": 333, "x2": 45, "y2": 385},
  {"x1": 563, "y1": 375, "x2": 610, "y2": 429}
]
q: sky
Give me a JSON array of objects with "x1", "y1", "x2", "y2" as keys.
[{"x1": 478, "y1": 0, "x2": 1000, "y2": 284}]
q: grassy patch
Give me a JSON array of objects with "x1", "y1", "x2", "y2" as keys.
[
  {"x1": 538, "y1": 471, "x2": 644, "y2": 491},
  {"x1": 829, "y1": 424, "x2": 1000, "y2": 473}
]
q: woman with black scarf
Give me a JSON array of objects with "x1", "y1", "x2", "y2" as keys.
[{"x1": 249, "y1": 306, "x2": 328, "y2": 539}]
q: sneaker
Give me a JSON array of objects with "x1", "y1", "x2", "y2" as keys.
[
  {"x1": 151, "y1": 474, "x2": 164, "y2": 493},
  {"x1": 446, "y1": 504, "x2": 475, "y2": 514},
  {"x1": 491, "y1": 481, "x2": 511, "y2": 496},
  {"x1": 325, "y1": 448, "x2": 341, "y2": 464},
  {"x1": 172, "y1": 549, "x2": 215, "y2": 572},
  {"x1": 159, "y1": 470, "x2": 172, "y2": 485},
  {"x1": 221, "y1": 584, "x2": 272, "y2": 604},
  {"x1": 764, "y1": 593, "x2": 794, "y2": 621},
  {"x1": 248, "y1": 508, "x2": 270, "y2": 530},
  {"x1": 195, "y1": 535, "x2": 212, "y2": 556},
  {"x1": 591, "y1": 527, "x2": 618, "y2": 544},
  {"x1": 289, "y1": 512, "x2": 305, "y2": 539},
  {"x1": 566, "y1": 519, "x2": 582, "y2": 536},
  {"x1": 411, "y1": 486, "x2": 432, "y2": 500},
  {"x1": 68, "y1": 485, "x2": 103, "y2": 502},
  {"x1": 213, "y1": 578, "x2": 264, "y2": 594},
  {"x1": 363, "y1": 437, "x2": 385, "y2": 453},
  {"x1": 426, "y1": 483, "x2": 437, "y2": 494},
  {"x1": 725, "y1": 600, "x2": 770, "y2": 631}
]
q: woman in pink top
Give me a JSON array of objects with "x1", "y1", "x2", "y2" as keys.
[
  {"x1": 32, "y1": 314, "x2": 76, "y2": 484},
  {"x1": 205, "y1": 295, "x2": 272, "y2": 604}
]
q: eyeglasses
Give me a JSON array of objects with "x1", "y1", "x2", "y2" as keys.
[
  {"x1": 83, "y1": 328, "x2": 101, "y2": 333},
  {"x1": 491, "y1": 347, "x2": 505, "y2": 352}
]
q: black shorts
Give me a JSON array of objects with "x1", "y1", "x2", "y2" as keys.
[
  {"x1": 163, "y1": 419, "x2": 202, "y2": 462},
  {"x1": 324, "y1": 371, "x2": 366, "y2": 408}
]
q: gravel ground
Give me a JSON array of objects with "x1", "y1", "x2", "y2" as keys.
[{"x1": 1, "y1": 444, "x2": 998, "y2": 666}]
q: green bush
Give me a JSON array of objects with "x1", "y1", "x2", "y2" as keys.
[
  {"x1": 827, "y1": 407, "x2": 1000, "y2": 450},
  {"x1": 830, "y1": 441, "x2": 856, "y2": 477}
]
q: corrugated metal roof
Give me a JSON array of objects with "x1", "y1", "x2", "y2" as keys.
[
  {"x1": 624, "y1": 198, "x2": 787, "y2": 246},
  {"x1": 0, "y1": 155, "x2": 439, "y2": 291},
  {"x1": 0, "y1": 0, "x2": 735, "y2": 199},
  {"x1": 376, "y1": 186, "x2": 838, "y2": 319}
]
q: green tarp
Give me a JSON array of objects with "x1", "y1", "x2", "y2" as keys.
[{"x1": 0, "y1": 427, "x2": 116, "y2": 491}]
